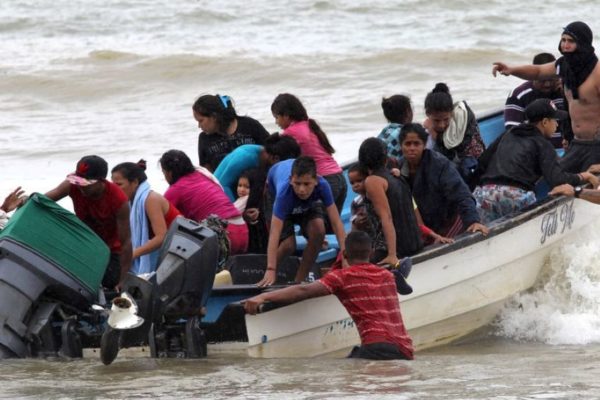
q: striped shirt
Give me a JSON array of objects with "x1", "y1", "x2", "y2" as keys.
[
  {"x1": 319, "y1": 263, "x2": 413, "y2": 359},
  {"x1": 504, "y1": 81, "x2": 566, "y2": 148}
]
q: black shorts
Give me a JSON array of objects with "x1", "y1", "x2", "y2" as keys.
[
  {"x1": 279, "y1": 202, "x2": 326, "y2": 242},
  {"x1": 323, "y1": 172, "x2": 347, "y2": 216},
  {"x1": 323, "y1": 172, "x2": 348, "y2": 234},
  {"x1": 347, "y1": 342, "x2": 412, "y2": 360},
  {"x1": 559, "y1": 139, "x2": 600, "y2": 173},
  {"x1": 102, "y1": 253, "x2": 121, "y2": 289}
]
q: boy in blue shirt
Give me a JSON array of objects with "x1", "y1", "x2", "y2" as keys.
[{"x1": 258, "y1": 156, "x2": 346, "y2": 286}]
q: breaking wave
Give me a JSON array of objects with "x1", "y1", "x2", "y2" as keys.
[{"x1": 496, "y1": 223, "x2": 600, "y2": 345}]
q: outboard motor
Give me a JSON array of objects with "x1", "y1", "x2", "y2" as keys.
[
  {"x1": 0, "y1": 193, "x2": 109, "y2": 359},
  {"x1": 155, "y1": 217, "x2": 219, "y2": 319},
  {"x1": 149, "y1": 217, "x2": 219, "y2": 358},
  {"x1": 100, "y1": 216, "x2": 219, "y2": 364}
]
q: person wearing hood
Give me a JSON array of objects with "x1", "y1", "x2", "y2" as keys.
[
  {"x1": 474, "y1": 99, "x2": 599, "y2": 224},
  {"x1": 492, "y1": 21, "x2": 600, "y2": 172}
]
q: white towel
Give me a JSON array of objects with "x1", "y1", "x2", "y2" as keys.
[
  {"x1": 443, "y1": 101, "x2": 469, "y2": 150},
  {"x1": 130, "y1": 181, "x2": 158, "y2": 275}
]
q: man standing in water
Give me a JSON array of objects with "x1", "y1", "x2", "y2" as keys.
[
  {"x1": 493, "y1": 21, "x2": 600, "y2": 172},
  {"x1": 244, "y1": 230, "x2": 413, "y2": 360}
]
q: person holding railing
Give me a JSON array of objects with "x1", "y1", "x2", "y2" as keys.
[{"x1": 474, "y1": 99, "x2": 599, "y2": 223}]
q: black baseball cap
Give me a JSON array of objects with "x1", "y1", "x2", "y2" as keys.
[
  {"x1": 525, "y1": 99, "x2": 569, "y2": 123},
  {"x1": 67, "y1": 155, "x2": 108, "y2": 186}
]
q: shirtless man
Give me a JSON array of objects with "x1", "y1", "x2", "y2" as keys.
[{"x1": 493, "y1": 21, "x2": 600, "y2": 172}]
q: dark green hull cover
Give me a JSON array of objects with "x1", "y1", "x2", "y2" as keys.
[{"x1": 0, "y1": 193, "x2": 109, "y2": 292}]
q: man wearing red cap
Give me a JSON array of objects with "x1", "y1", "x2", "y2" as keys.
[
  {"x1": 492, "y1": 21, "x2": 600, "y2": 173},
  {"x1": 45, "y1": 155, "x2": 132, "y2": 291}
]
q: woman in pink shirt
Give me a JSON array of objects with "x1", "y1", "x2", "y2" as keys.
[
  {"x1": 271, "y1": 93, "x2": 347, "y2": 215},
  {"x1": 159, "y1": 149, "x2": 248, "y2": 254}
]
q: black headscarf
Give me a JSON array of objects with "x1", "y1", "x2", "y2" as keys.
[{"x1": 556, "y1": 21, "x2": 598, "y2": 99}]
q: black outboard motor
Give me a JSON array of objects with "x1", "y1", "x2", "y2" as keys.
[
  {"x1": 149, "y1": 217, "x2": 219, "y2": 358},
  {"x1": 101, "y1": 216, "x2": 219, "y2": 363},
  {"x1": 155, "y1": 217, "x2": 219, "y2": 319}
]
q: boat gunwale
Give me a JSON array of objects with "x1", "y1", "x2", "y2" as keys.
[{"x1": 336, "y1": 106, "x2": 575, "y2": 266}]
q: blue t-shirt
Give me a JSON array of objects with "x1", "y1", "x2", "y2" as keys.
[
  {"x1": 213, "y1": 144, "x2": 262, "y2": 201},
  {"x1": 268, "y1": 159, "x2": 334, "y2": 220}
]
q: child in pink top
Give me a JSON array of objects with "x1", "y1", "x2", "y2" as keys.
[
  {"x1": 160, "y1": 150, "x2": 248, "y2": 254},
  {"x1": 271, "y1": 93, "x2": 347, "y2": 215}
]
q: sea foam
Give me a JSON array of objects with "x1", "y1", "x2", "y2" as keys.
[{"x1": 496, "y1": 221, "x2": 600, "y2": 345}]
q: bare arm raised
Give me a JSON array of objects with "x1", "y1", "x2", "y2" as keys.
[
  {"x1": 492, "y1": 61, "x2": 556, "y2": 81},
  {"x1": 1, "y1": 187, "x2": 26, "y2": 213},
  {"x1": 45, "y1": 180, "x2": 71, "y2": 202}
]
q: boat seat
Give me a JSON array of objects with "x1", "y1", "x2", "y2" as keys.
[{"x1": 295, "y1": 234, "x2": 340, "y2": 264}]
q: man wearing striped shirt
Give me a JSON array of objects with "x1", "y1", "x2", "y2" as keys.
[
  {"x1": 503, "y1": 53, "x2": 569, "y2": 149},
  {"x1": 244, "y1": 230, "x2": 414, "y2": 360}
]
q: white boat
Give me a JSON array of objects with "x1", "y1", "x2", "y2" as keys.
[
  {"x1": 4, "y1": 109, "x2": 595, "y2": 362},
  {"x1": 244, "y1": 182, "x2": 599, "y2": 358}
]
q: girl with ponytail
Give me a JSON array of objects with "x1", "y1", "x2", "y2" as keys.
[
  {"x1": 194, "y1": 94, "x2": 269, "y2": 172},
  {"x1": 271, "y1": 93, "x2": 347, "y2": 215}
]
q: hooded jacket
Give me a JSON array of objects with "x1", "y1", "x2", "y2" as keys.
[
  {"x1": 480, "y1": 123, "x2": 582, "y2": 191},
  {"x1": 400, "y1": 149, "x2": 480, "y2": 234}
]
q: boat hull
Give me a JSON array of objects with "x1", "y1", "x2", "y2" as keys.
[{"x1": 245, "y1": 196, "x2": 599, "y2": 358}]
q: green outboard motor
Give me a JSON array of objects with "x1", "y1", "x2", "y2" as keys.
[{"x1": 0, "y1": 194, "x2": 109, "y2": 358}]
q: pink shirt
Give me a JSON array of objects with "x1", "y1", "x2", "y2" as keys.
[
  {"x1": 164, "y1": 172, "x2": 240, "y2": 222},
  {"x1": 283, "y1": 120, "x2": 342, "y2": 176}
]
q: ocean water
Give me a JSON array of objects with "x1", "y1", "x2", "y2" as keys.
[
  {"x1": 2, "y1": 0, "x2": 600, "y2": 398},
  {"x1": 1, "y1": 0, "x2": 597, "y2": 197}
]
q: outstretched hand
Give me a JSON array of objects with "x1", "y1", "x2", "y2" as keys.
[
  {"x1": 467, "y1": 222, "x2": 489, "y2": 236},
  {"x1": 586, "y1": 174, "x2": 600, "y2": 189},
  {"x1": 243, "y1": 294, "x2": 265, "y2": 315},
  {"x1": 257, "y1": 269, "x2": 276, "y2": 287},
  {"x1": 432, "y1": 233, "x2": 455, "y2": 244},
  {"x1": 587, "y1": 164, "x2": 600, "y2": 175},
  {"x1": 492, "y1": 62, "x2": 511, "y2": 77},
  {"x1": 244, "y1": 208, "x2": 260, "y2": 225},
  {"x1": 377, "y1": 254, "x2": 399, "y2": 268},
  {"x1": 549, "y1": 184, "x2": 574, "y2": 197},
  {"x1": 1, "y1": 187, "x2": 26, "y2": 213}
]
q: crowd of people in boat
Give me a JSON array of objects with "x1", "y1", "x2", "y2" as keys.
[{"x1": 2, "y1": 20, "x2": 600, "y2": 360}]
